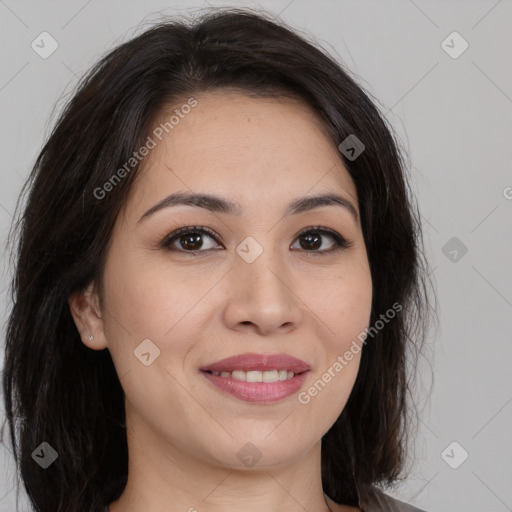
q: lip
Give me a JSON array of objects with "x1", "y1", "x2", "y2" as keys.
[
  {"x1": 199, "y1": 352, "x2": 311, "y2": 373},
  {"x1": 201, "y1": 371, "x2": 309, "y2": 403},
  {"x1": 199, "y1": 352, "x2": 310, "y2": 403}
]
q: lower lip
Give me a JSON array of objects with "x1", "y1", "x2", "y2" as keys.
[{"x1": 201, "y1": 371, "x2": 309, "y2": 403}]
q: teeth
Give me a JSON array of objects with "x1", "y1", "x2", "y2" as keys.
[{"x1": 210, "y1": 369, "x2": 296, "y2": 382}]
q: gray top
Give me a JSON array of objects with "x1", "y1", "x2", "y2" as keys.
[{"x1": 359, "y1": 486, "x2": 427, "y2": 512}]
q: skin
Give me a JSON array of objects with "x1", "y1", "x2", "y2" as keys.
[{"x1": 69, "y1": 90, "x2": 372, "y2": 512}]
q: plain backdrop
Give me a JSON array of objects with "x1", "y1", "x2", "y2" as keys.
[{"x1": 0, "y1": 1, "x2": 511, "y2": 511}]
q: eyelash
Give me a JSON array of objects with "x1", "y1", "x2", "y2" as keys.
[{"x1": 160, "y1": 225, "x2": 353, "y2": 256}]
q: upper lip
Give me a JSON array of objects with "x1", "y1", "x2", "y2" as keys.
[{"x1": 200, "y1": 353, "x2": 310, "y2": 373}]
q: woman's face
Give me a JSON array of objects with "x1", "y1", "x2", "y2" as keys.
[{"x1": 85, "y1": 91, "x2": 372, "y2": 470}]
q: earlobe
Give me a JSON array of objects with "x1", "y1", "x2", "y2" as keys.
[{"x1": 67, "y1": 281, "x2": 108, "y2": 350}]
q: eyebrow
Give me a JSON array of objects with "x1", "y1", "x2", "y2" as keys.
[{"x1": 138, "y1": 191, "x2": 359, "y2": 224}]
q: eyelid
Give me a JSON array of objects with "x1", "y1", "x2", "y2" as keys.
[
  {"x1": 160, "y1": 225, "x2": 222, "y2": 249},
  {"x1": 292, "y1": 226, "x2": 354, "y2": 253}
]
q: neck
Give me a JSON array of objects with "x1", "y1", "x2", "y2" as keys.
[{"x1": 108, "y1": 413, "x2": 334, "y2": 512}]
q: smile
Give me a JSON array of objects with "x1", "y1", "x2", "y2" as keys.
[
  {"x1": 201, "y1": 369, "x2": 309, "y2": 403},
  {"x1": 205, "y1": 369, "x2": 297, "y2": 382}
]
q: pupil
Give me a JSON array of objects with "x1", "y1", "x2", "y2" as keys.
[
  {"x1": 302, "y1": 233, "x2": 321, "y2": 250},
  {"x1": 182, "y1": 233, "x2": 202, "y2": 250}
]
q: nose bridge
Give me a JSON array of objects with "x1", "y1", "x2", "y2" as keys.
[
  {"x1": 225, "y1": 233, "x2": 301, "y2": 334},
  {"x1": 236, "y1": 234, "x2": 289, "y2": 299}
]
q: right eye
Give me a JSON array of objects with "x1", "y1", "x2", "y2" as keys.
[{"x1": 160, "y1": 226, "x2": 224, "y2": 254}]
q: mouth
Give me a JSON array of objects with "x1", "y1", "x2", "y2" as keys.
[
  {"x1": 199, "y1": 352, "x2": 310, "y2": 374},
  {"x1": 202, "y1": 369, "x2": 306, "y2": 383},
  {"x1": 199, "y1": 352, "x2": 311, "y2": 403}
]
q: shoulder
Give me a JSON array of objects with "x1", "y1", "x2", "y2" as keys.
[
  {"x1": 324, "y1": 485, "x2": 428, "y2": 512},
  {"x1": 362, "y1": 486, "x2": 427, "y2": 512}
]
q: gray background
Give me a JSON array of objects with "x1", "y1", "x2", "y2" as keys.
[{"x1": 1, "y1": 1, "x2": 511, "y2": 511}]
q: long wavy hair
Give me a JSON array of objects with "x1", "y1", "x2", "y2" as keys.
[{"x1": 1, "y1": 7, "x2": 436, "y2": 512}]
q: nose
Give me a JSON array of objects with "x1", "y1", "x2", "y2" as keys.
[{"x1": 222, "y1": 244, "x2": 303, "y2": 336}]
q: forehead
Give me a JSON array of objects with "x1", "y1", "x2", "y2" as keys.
[{"x1": 125, "y1": 91, "x2": 358, "y2": 219}]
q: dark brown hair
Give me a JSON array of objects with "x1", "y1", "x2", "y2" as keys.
[{"x1": 2, "y1": 7, "x2": 435, "y2": 512}]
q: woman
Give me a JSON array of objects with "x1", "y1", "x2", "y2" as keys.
[{"x1": 1, "y1": 8, "x2": 435, "y2": 512}]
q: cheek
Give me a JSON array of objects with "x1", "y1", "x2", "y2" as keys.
[
  {"x1": 100, "y1": 261, "x2": 197, "y2": 425},
  {"x1": 101, "y1": 253, "x2": 216, "y2": 385},
  {"x1": 102, "y1": 249, "x2": 185, "y2": 335},
  {"x1": 296, "y1": 267, "x2": 371, "y2": 406},
  {"x1": 308, "y1": 263, "x2": 373, "y2": 344}
]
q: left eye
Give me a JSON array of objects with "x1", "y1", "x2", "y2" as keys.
[{"x1": 161, "y1": 226, "x2": 352, "y2": 255}]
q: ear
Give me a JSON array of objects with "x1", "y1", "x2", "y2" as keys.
[{"x1": 68, "y1": 281, "x2": 108, "y2": 350}]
